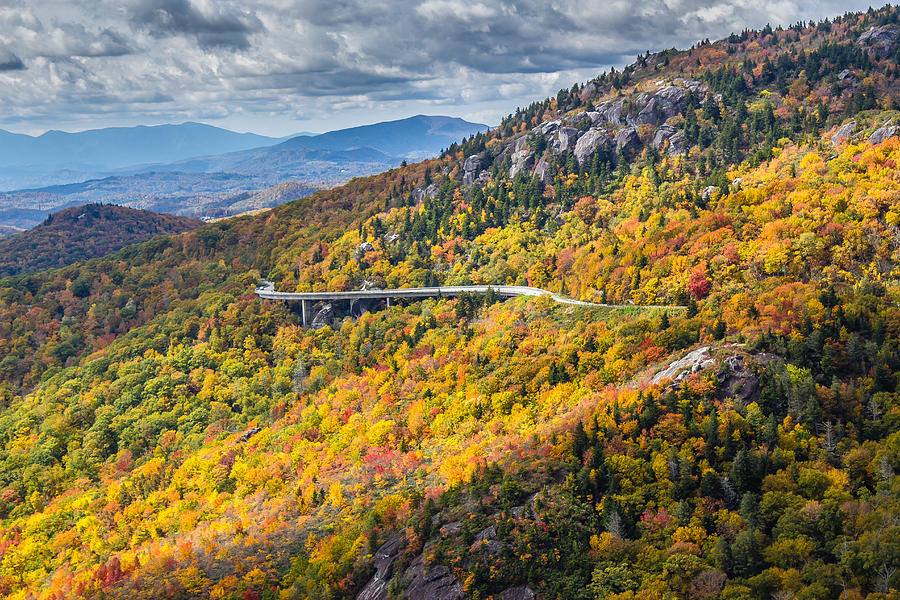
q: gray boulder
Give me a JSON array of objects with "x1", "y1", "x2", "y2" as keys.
[
  {"x1": 719, "y1": 354, "x2": 761, "y2": 405},
  {"x1": 868, "y1": 124, "x2": 898, "y2": 145},
  {"x1": 551, "y1": 127, "x2": 579, "y2": 153},
  {"x1": 595, "y1": 98, "x2": 626, "y2": 126},
  {"x1": 585, "y1": 110, "x2": 602, "y2": 125},
  {"x1": 681, "y1": 79, "x2": 711, "y2": 97},
  {"x1": 474, "y1": 525, "x2": 496, "y2": 542},
  {"x1": 667, "y1": 131, "x2": 686, "y2": 155},
  {"x1": 405, "y1": 555, "x2": 464, "y2": 600},
  {"x1": 439, "y1": 521, "x2": 462, "y2": 537},
  {"x1": 651, "y1": 125, "x2": 677, "y2": 151},
  {"x1": 574, "y1": 128, "x2": 612, "y2": 165},
  {"x1": 501, "y1": 586, "x2": 536, "y2": 600},
  {"x1": 510, "y1": 147, "x2": 535, "y2": 178},
  {"x1": 654, "y1": 85, "x2": 687, "y2": 118},
  {"x1": 462, "y1": 153, "x2": 483, "y2": 186},
  {"x1": 857, "y1": 24, "x2": 899, "y2": 59},
  {"x1": 534, "y1": 119, "x2": 561, "y2": 137},
  {"x1": 356, "y1": 535, "x2": 403, "y2": 600},
  {"x1": 533, "y1": 157, "x2": 552, "y2": 184},
  {"x1": 838, "y1": 68, "x2": 858, "y2": 85},
  {"x1": 357, "y1": 241, "x2": 375, "y2": 253},
  {"x1": 652, "y1": 346, "x2": 715, "y2": 385},
  {"x1": 615, "y1": 126, "x2": 641, "y2": 156},
  {"x1": 634, "y1": 97, "x2": 664, "y2": 126},
  {"x1": 831, "y1": 120, "x2": 856, "y2": 146},
  {"x1": 310, "y1": 303, "x2": 334, "y2": 330}
]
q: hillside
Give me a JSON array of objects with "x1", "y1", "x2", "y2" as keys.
[
  {"x1": 0, "y1": 7, "x2": 897, "y2": 600},
  {"x1": 0, "y1": 204, "x2": 203, "y2": 277},
  {"x1": 0, "y1": 173, "x2": 324, "y2": 229}
]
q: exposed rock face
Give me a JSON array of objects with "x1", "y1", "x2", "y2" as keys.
[
  {"x1": 667, "y1": 131, "x2": 686, "y2": 155},
  {"x1": 718, "y1": 355, "x2": 760, "y2": 405},
  {"x1": 681, "y1": 79, "x2": 709, "y2": 96},
  {"x1": 651, "y1": 125, "x2": 677, "y2": 151},
  {"x1": 831, "y1": 120, "x2": 856, "y2": 145},
  {"x1": 533, "y1": 157, "x2": 552, "y2": 184},
  {"x1": 501, "y1": 586, "x2": 536, "y2": 600},
  {"x1": 574, "y1": 128, "x2": 612, "y2": 165},
  {"x1": 237, "y1": 427, "x2": 261, "y2": 443},
  {"x1": 838, "y1": 68, "x2": 858, "y2": 85},
  {"x1": 595, "y1": 98, "x2": 626, "y2": 126},
  {"x1": 356, "y1": 536, "x2": 403, "y2": 600},
  {"x1": 702, "y1": 185, "x2": 718, "y2": 201},
  {"x1": 652, "y1": 346, "x2": 715, "y2": 385},
  {"x1": 585, "y1": 110, "x2": 603, "y2": 125},
  {"x1": 868, "y1": 124, "x2": 898, "y2": 145},
  {"x1": 615, "y1": 126, "x2": 641, "y2": 156},
  {"x1": 551, "y1": 127, "x2": 580, "y2": 153},
  {"x1": 357, "y1": 241, "x2": 374, "y2": 253},
  {"x1": 462, "y1": 153, "x2": 484, "y2": 186},
  {"x1": 406, "y1": 555, "x2": 464, "y2": 600},
  {"x1": 654, "y1": 85, "x2": 688, "y2": 115},
  {"x1": 440, "y1": 521, "x2": 462, "y2": 537},
  {"x1": 474, "y1": 525, "x2": 496, "y2": 542},
  {"x1": 566, "y1": 111, "x2": 592, "y2": 128},
  {"x1": 857, "y1": 24, "x2": 899, "y2": 59},
  {"x1": 634, "y1": 97, "x2": 664, "y2": 126},
  {"x1": 510, "y1": 148, "x2": 535, "y2": 178},
  {"x1": 310, "y1": 303, "x2": 333, "y2": 330},
  {"x1": 534, "y1": 119, "x2": 561, "y2": 137},
  {"x1": 411, "y1": 183, "x2": 439, "y2": 202}
]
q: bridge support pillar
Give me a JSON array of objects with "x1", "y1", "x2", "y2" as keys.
[
  {"x1": 386, "y1": 297, "x2": 390, "y2": 308},
  {"x1": 301, "y1": 300, "x2": 308, "y2": 327}
]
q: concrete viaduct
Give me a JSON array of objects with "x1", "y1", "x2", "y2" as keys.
[{"x1": 254, "y1": 281, "x2": 682, "y2": 326}]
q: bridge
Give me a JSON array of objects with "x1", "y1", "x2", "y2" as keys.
[{"x1": 254, "y1": 281, "x2": 683, "y2": 326}]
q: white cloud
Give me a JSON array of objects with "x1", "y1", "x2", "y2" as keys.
[{"x1": 0, "y1": 0, "x2": 877, "y2": 135}]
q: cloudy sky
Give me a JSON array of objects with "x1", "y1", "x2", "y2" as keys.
[{"x1": 0, "y1": 0, "x2": 877, "y2": 136}]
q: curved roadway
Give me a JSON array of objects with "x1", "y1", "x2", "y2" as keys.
[{"x1": 254, "y1": 281, "x2": 683, "y2": 310}]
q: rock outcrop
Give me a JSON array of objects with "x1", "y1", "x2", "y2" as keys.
[
  {"x1": 310, "y1": 303, "x2": 333, "y2": 330},
  {"x1": 533, "y1": 157, "x2": 552, "y2": 184},
  {"x1": 405, "y1": 555, "x2": 464, "y2": 600},
  {"x1": 651, "y1": 125, "x2": 677, "y2": 151},
  {"x1": 857, "y1": 24, "x2": 899, "y2": 59},
  {"x1": 574, "y1": 128, "x2": 612, "y2": 165},
  {"x1": 356, "y1": 536, "x2": 403, "y2": 600},
  {"x1": 510, "y1": 147, "x2": 535, "y2": 178},
  {"x1": 868, "y1": 123, "x2": 898, "y2": 145},
  {"x1": 652, "y1": 346, "x2": 716, "y2": 385},
  {"x1": 594, "y1": 98, "x2": 626, "y2": 126},
  {"x1": 411, "y1": 183, "x2": 440, "y2": 203},
  {"x1": 831, "y1": 120, "x2": 856, "y2": 145},
  {"x1": 615, "y1": 126, "x2": 641, "y2": 156},
  {"x1": 462, "y1": 153, "x2": 484, "y2": 186},
  {"x1": 551, "y1": 127, "x2": 579, "y2": 153},
  {"x1": 501, "y1": 586, "x2": 536, "y2": 600}
]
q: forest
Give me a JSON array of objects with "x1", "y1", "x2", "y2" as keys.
[{"x1": 0, "y1": 5, "x2": 897, "y2": 600}]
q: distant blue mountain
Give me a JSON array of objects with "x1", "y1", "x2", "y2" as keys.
[
  {"x1": 278, "y1": 115, "x2": 489, "y2": 159},
  {"x1": 0, "y1": 122, "x2": 284, "y2": 171},
  {"x1": 0, "y1": 115, "x2": 490, "y2": 229}
]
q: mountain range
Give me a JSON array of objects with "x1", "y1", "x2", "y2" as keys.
[{"x1": 0, "y1": 115, "x2": 488, "y2": 228}]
